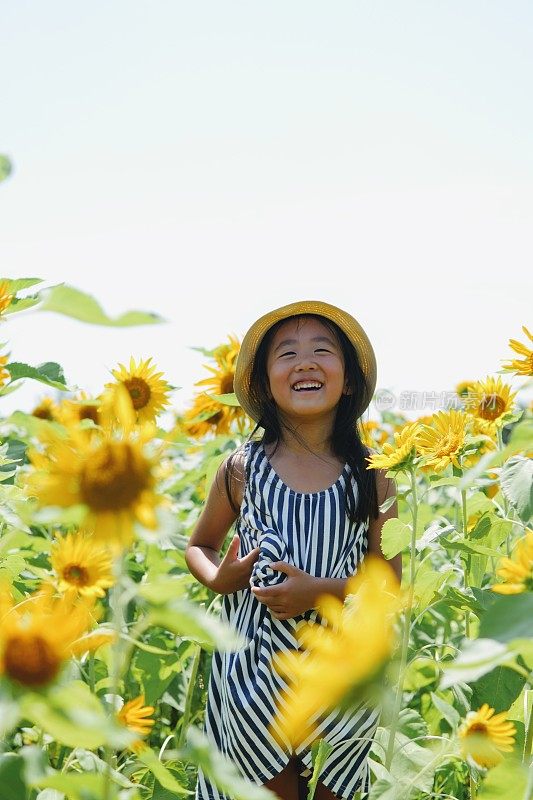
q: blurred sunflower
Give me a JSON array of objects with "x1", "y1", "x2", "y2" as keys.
[
  {"x1": 456, "y1": 381, "x2": 476, "y2": 399},
  {"x1": 463, "y1": 376, "x2": 517, "y2": 435},
  {"x1": 492, "y1": 529, "x2": 533, "y2": 595},
  {"x1": 269, "y1": 556, "x2": 400, "y2": 749},
  {"x1": 0, "y1": 352, "x2": 9, "y2": 389},
  {"x1": 182, "y1": 334, "x2": 248, "y2": 438},
  {"x1": 117, "y1": 693, "x2": 155, "y2": 753},
  {"x1": 31, "y1": 396, "x2": 59, "y2": 421},
  {"x1": 365, "y1": 421, "x2": 421, "y2": 472},
  {"x1": 0, "y1": 280, "x2": 13, "y2": 318},
  {"x1": 459, "y1": 704, "x2": 516, "y2": 768},
  {"x1": 105, "y1": 356, "x2": 172, "y2": 425},
  {"x1": 24, "y1": 384, "x2": 165, "y2": 550},
  {"x1": 50, "y1": 531, "x2": 114, "y2": 598},
  {"x1": 416, "y1": 409, "x2": 468, "y2": 473},
  {"x1": 502, "y1": 325, "x2": 533, "y2": 377},
  {"x1": 0, "y1": 583, "x2": 113, "y2": 688},
  {"x1": 360, "y1": 420, "x2": 388, "y2": 449},
  {"x1": 56, "y1": 391, "x2": 101, "y2": 428}
]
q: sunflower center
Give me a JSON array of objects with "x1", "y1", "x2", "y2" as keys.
[
  {"x1": 438, "y1": 433, "x2": 460, "y2": 455},
  {"x1": 123, "y1": 377, "x2": 151, "y2": 410},
  {"x1": 479, "y1": 394, "x2": 506, "y2": 421},
  {"x1": 220, "y1": 373, "x2": 235, "y2": 395},
  {"x1": 467, "y1": 722, "x2": 488, "y2": 735},
  {"x1": 4, "y1": 634, "x2": 61, "y2": 687},
  {"x1": 62, "y1": 563, "x2": 90, "y2": 586},
  {"x1": 79, "y1": 405, "x2": 99, "y2": 424},
  {"x1": 33, "y1": 407, "x2": 54, "y2": 421},
  {"x1": 80, "y1": 441, "x2": 152, "y2": 511}
]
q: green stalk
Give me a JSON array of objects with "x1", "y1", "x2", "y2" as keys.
[
  {"x1": 460, "y1": 487, "x2": 471, "y2": 638},
  {"x1": 103, "y1": 552, "x2": 125, "y2": 800},
  {"x1": 384, "y1": 467, "x2": 418, "y2": 772},
  {"x1": 496, "y1": 427, "x2": 512, "y2": 556}
]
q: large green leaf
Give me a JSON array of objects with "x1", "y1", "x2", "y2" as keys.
[
  {"x1": 149, "y1": 599, "x2": 247, "y2": 652},
  {"x1": 0, "y1": 754, "x2": 25, "y2": 800},
  {"x1": 478, "y1": 757, "x2": 527, "y2": 799},
  {"x1": 440, "y1": 638, "x2": 514, "y2": 688},
  {"x1": 470, "y1": 665, "x2": 526, "y2": 714},
  {"x1": 0, "y1": 155, "x2": 12, "y2": 183},
  {"x1": 33, "y1": 773, "x2": 118, "y2": 800},
  {"x1": 21, "y1": 681, "x2": 134, "y2": 750},
  {"x1": 37, "y1": 285, "x2": 166, "y2": 327},
  {"x1": 380, "y1": 518, "x2": 411, "y2": 559},
  {"x1": 136, "y1": 748, "x2": 191, "y2": 796},
  {"x1": 500, "y1": 456, "x2": 533, "y2": 522},
  {"x1": 5, "y1": 361, "x2": 69, "y2": 391},
  {"x1": 181, "y1": 726, "x2": 277, "y2": 800},
  {"x1": 479, "y1": 594, "x2": 533, "y2": 643}
]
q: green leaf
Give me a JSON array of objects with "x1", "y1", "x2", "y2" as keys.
[
  {"x1": 149, "y1": 599, "x2": 247, "y2": 652},
  {"x1": 441, "y1": 638, "x2": 515, "y2": 689},
  {"x1": 5, "y1": 361, "x2": 69, "y2": 391},
  {"x1": 403, "y1": 657, "x2": 439, "y2": 691},
  {"x1": 509, "y1": 418, "x2": 533, "y2": 452},
  {"x1": 307, "y1": 738, "x2": 334, "y2": 798},
  {"x1": 429, "y1": 692, "x2": 460, "y2": 731},
  {"x1": 372, "y1": 728, "x2": 435, "y2": 794},
  {"x1": 471, "y1": 665, "x2": 526, "y2": 714},
  {"x1": 500, "y1": 456, "x2": 533, "y2": 522},
  {"x1": 137, "y1": 574, "x2": 195, "y2": 604},
  {"x1": 441, "y1": 537, "x2": 502, "y2": 558},
  {"x1": 136, "y1": 748, "x2": 191, "y2": 796},
  {"x1": 0, "y1": 155, "x2": 12, "y2": 183},
  {"x1": 181, "y1": 726, "x2": 276, "y2": 800},
  {"x1": 209, "y1": 393, "x2": 241, "y2": 407},
  {"x1": 380, "y1": 518, "x2": 411, "y2": 559},
  {"x1": 1, "y1": 277, "x2": 43, "y2": 293},
  {"x1": 478, "y1": 757, "x2": 527, "y2": 799},
  {"x1": 37, "y1": 284, "x2": 166, "y2": 327},
  {"x1": 33, "y1": 773, "x2": 115, "y2": 800},
  {"x1": 397, "y1": 708, "x2": 428, "y2": 740},
  {"x1": 0, "y1": 754, "x2": 26, "y2": 800},
  {"x1": 479, "y1": 594, "x2": 533, "y2": 643},
  {"x1": 21, "y1": 681, "x2": 134, "y2": 750}
]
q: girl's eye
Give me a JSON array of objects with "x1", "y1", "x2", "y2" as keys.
[
  {"x1": 315, "y1": 348, "x2": 331, "y2": 353},
  {"x1": 279, "y1": 351, "x2": 296, "y2": 358}
]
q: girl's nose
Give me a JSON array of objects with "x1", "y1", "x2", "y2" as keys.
[{"x1": 295, "y1": 355, "x2": 318, "y2": 370}]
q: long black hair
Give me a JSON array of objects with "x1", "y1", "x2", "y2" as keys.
[{"x1": 225, "y1": 313, "x2": 379, "y2": 530}]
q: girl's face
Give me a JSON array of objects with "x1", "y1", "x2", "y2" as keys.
[{"x1": 265, "y1": 316, "x2": 347, "y2": 421}]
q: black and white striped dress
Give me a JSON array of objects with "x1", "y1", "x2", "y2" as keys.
[{"x1": 194, "y1": 439, "x2": 379, "y2": 800}]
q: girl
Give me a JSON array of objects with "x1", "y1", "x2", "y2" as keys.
[{"x1": 185, "y1": 300, "x2": 401, "y2": 800}]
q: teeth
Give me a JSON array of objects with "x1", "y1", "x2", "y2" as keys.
[{"x1": 292, "y1": 381, "x2": 323, "y2": 391}]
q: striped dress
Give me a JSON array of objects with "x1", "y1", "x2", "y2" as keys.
[{"x1": 194, "y1": 439, "x2": 379, "y2": 800}]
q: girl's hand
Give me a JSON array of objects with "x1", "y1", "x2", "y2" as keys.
[
  {"x1": 250, "y1": 562, "x2": 318, "y2": 619},
  {"x1": 211, "y1": 534, "x2": 260, "y2": 595}
]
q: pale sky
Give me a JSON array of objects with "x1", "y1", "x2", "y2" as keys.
[{"x1": 1, "y1": 1, "x2": 532, "y2": 423}]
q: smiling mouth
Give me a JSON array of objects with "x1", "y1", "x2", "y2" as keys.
[{"x1": 292, "y1": 381, "x2": 324, "y2": 391}]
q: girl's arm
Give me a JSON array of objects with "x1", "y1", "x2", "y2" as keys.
[{"x1": 184, "y1": 452, "x2": 260, "y2": 595}]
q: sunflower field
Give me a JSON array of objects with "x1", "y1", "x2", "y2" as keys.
[{"x1": 1, "y1": 161, "x2": 533, "y2": 800}]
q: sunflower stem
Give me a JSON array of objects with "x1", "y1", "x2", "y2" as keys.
[
  {"x1": 178, "y1": 642, "x2": 202, "y2": 749},
  {"x1": 384, "y1": 467, "x2": 418, "y2": 772},
  {"x1": 104, "y1": 552, "x2": 125, "y2": 800},
  {"x1": 460, "y1": 487, "x2": 471, "y2": 638},
  {"x1": 470, "y1": 771, "x2": 477, "y2": 799},
  {"x1": 496, "y1": 427, "x2": 512, "y2": 557}
]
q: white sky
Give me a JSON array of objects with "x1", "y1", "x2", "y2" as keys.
[{"x1": 1, "y1": 1, "x2": 532, "y2": 423}]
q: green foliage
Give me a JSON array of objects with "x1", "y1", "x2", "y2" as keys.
[{"x1": 37, "y1": 284, "x2": 166, "y2": 326}]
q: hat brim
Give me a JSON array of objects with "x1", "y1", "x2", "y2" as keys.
[{"x1": 234, "y1": 300, "x2": 377, "y2": 423}]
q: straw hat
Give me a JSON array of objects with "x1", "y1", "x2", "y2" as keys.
[{"x1": 234, "y1": 300, "x2": 377, "y2": 422}]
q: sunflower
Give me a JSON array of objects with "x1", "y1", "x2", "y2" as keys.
[
  {"x1": 24, "y1": 385, "x2": 165, "y2": 550},
  {"x1": 459, "y1": 704, "x2": 516, "y2": 768},
  {"x1": 50, "y1": 531, "x2": 114, "y2": 598},
  {"x1": 492, "y1": 529, "x2": 533, "y2": 595},
  {"x1": 105, "y1": 357, "x2": 172, "y2": 425},
  {"x1": 269, "y1": 556, "x2": 400, "y2": 749},
  {"x1": 0, "y1": 583, "x2": 113, "y2": 688},
  {"x1": 31, "y1": 396, "x2": 59, "y2": 421},
  {"x1": 360, "y1": 420, "x2": 388, "y2": 450},
  {"x1": 456, "y1": 381, "x2": 476, "y2": 399},
  {"x1": 502, "y1": 325, "x2": 533, "y2": 377},
  {"x1": 117, "y1": 693, "x2": 155, "y2": 753},
  {"x1": 0, "y1": 280, "x2": 13, "y2": 317},
  {"x1": 463, "y1": 376, "x2": 517, "y2": 435},
  {"x1": 0, "y1": 352, "x2": 9, "y2": 389},
  {"x1": 365, "y1": 421, "x2": 422, "y2": 472},
  {"x1": 416, "y1": 409, "x2": 468, "y2": 473},
  {"x1": 56, "y1": 391, "x2": 101, "y2": 428},
  {"x1": 183, "y1": 334, "x2": 248, "y2": 438}
]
